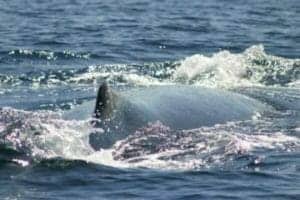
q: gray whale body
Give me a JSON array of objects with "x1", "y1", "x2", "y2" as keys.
[{"x1": 63, "y1": 84, "x2": 268, "y2": 149}]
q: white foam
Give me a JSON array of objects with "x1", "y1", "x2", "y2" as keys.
[
  {"x1": 110, "y1": 122, "x2": 300, "y2": 170},
  {"x1": 121, "y1": 74, "x2": 173, "y2": 86},
  {"x1": 9, "y1": 49, "x2": 56, "y2": 60},
  {"x1": 69, "y1": 69, "x2": 172, "y2": 86},
  {"x1": 172, "y1": 44, "x2": 300, "y2": 88},
  {"x1": 173, "y1": 50, "x2": 252, "y2": 88},
  {"x1": 1, "y1": 107, "x2": 300, "y2": 171},
  {"x1": 8, "y1": 49, "x2": 90, "y2": 60},
  {"x1": 68, "y1": 45, "x2": 299, "y2": 89},
  {"x1": 288, "y1": 80, "x2": 300, "y2": 88},
  {"x1": 4, "y1": 45, "x2": 298, "y2": 89},
  {"x1": 12, "y1": 159, "x2": 29, "y2": 167}
]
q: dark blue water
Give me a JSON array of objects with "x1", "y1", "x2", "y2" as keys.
[{"x1": 0, "y1": 0, "x2": 300, "y2": 199}]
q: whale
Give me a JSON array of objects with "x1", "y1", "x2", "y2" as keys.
[{"x1": 63, "y1": 83, "x2": 269, "y2": 149}]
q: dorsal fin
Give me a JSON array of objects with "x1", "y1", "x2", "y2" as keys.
[{"x1": 94, "y1": 82, "x2": 114, "y2": 119}]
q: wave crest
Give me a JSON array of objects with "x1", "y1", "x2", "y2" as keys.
[
  {"x1": 6, "y1": 49, "x2": 91, "y2": 61},
  {"x1": 173, "y1": 45, "x2": 300, "y2": 88},
  {"x1": 0, "y1": 45, "x2": 298, "y2": 88}
]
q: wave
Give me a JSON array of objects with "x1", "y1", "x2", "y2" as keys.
[
  {"x1": 173, "y1": 44, "x2": 300, "y2": 88},
  {"x1": 0, "y1": 62, "x2": 176, "y2": 86},
  {"x1": 112, "y1": 121, "x2": 300, "y2": 170},
  {"x1": 0, "y1": 108, "x2": 94, "y2": 161},
  {"x1": 1, "y1": 49, "x2": 91, "y2": 61},
  {"x1": 0, "y1": 45, "x2": 299, "y2": 88},
  {"x1": 1, "y1": 107, "x2": 299, "y2": 170}
]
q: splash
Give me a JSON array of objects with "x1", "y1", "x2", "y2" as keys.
[
  {"x1": 0, "y1": 108, "x2": 93, "y2": 161},
  {"x1": 0, "y1": 107, "x2": 126, "y2": 168},
  {"x1": 112, "y1": 121, "x2": 300, "y2": 170},
  {"x1": 1, "y1": 107, "x2": 299, "y2": 170},
  {"x1": 173, "y1": 45, "x2": 300, "y2": 88},
  {"x1": 68, "y1": 62, "x2": 176, "y2": 86},
  {"x1": 0, "y1": 45, "x2": 298, "y2": 88}
]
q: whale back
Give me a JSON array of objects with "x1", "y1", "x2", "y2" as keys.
[
  {"x1": 88, "y1": 84, "x2": 269, "y2": 149},
  {"x1": 119, "y1": 86, "x2": 266, "y2": 129}
]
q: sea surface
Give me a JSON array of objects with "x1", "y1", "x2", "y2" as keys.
[{"x1": 0, "y1": 0, "x2": 300, "y2": 199}]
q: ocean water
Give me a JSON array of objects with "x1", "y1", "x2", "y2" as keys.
[{"x1": 0, "y1": 0, "x2": 300, "y2": 199}]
